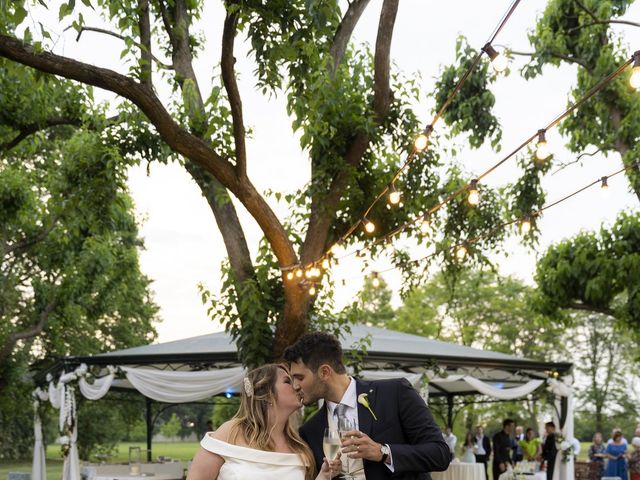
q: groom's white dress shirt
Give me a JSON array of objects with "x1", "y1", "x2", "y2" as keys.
[{"x1": 326, "y1": 377, "x2": 394, "y2": 477}]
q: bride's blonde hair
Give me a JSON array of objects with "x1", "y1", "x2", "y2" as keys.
[{"x1": 229, "y1": 364, "x2": 315, "y2": 480}]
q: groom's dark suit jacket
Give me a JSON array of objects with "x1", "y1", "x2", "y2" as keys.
[{"x1": 300, "y1": 378, "x2": 450, "y2": 480}]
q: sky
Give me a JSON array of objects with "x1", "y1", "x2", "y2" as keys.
[{"x1": 30, "y1": 1, "x2": 640, "y2": 343}]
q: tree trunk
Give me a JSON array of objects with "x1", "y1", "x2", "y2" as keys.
[{"x1": 273, "y1": 284, "x2": 312, "y2": 360}]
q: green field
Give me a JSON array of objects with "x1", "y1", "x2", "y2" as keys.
[
  {"x1": 0, "y1": 441, "x2": 591, "y2": 480},
  {"x1": 0, "y1": 442, "x2": 199, "y2": 480}
]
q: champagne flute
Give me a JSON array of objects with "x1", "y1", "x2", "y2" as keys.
[
  {"x1": 323, "y1": 428, "x2": 341, "y2": 461},
  {"x1": 337, "y1": 416, "x2": 356, "y2": 480}
]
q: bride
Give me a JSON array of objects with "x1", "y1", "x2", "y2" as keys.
[{"x1": 187, "y1": 364, "x2": 340, "y2": 480}]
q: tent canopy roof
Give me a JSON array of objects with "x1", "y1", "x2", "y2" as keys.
[{"x1": 55, "y1": 325, "x2": 570, "y2": 392}]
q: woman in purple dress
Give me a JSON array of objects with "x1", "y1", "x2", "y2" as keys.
[{"x1": 605, "y1": 430, "x2": 628, "y2": 480}]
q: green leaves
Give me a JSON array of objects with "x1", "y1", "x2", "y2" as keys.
[
  {"x1": 433, "y1": 36, "x2": 502, "y2": 150},
  {"x1": 535, "y1": 211, "x2": 640, "y2": 333}
]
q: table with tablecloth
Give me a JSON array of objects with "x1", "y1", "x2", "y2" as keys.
[
  {"x1": 81, "y1": 462, "x2": 184, "y2": 480},
  {"x1": 432, "y1": 462, "x2": 486, "y2": 480}
]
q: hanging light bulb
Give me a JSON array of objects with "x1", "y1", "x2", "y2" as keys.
[
  {"x1": 388, "y1": 183, "x2": 401, "y2": 205},
  {"x1": 536, "y1": 129, "x2": 551, "y2": 161},
  {"x1": 363, "y1": 217, "x2": 376, "y2": 234},
  {"x1": 305, "y1": 268, "x2": 313, "y2": 279},
  {"x1": 385, "y1": 239, "x2": 394, "y2": 255},
  {"x1": 286, "y1": 271, "x2": 294, "y2": 281},
  {"x1": 420, "y1": 216, "x2": 430, "y2": 234},
  {"x1": 600, "y1": 176, "x2": 609, "y2": 198},
  {"x1": 321, "y1": 258, "x2": 330, "y2": 270},
  {"x1": 482, "y1": 43, "x2": 509, "y2": 73},
  {"x1": 309, "y1": 285, "x2": 316, "y2": 296},
  {"x1": 630, "y1": 51, "x2": 640, "y2": 89},
  {"x1": 455, "y1": 243, "x2": 468, "y2": 261},
  {"x1": 468, "y1": 179, "x2": 480, "y2": 206},
  {"x1": 520, "y1": 216, "x2": 532, "y2": 235},
  {"x1": 295, "y1": 268, "x2": 303, "y2": 278},
  {"x1": 414, "y1": 133, "x2": 428, "y2": 152},
  {"x1": 371, "y1": 272, "x2": 380, "y2": 288}
]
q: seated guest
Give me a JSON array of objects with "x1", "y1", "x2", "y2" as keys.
[
  {"x1": 518, "y1": 428, "x2": 541, "y2": 462},
  {"x1": 588, "y1": 432, "x2": 607, "y2": 479}
]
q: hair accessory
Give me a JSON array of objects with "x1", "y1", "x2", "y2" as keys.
[{"x1": 243, "y1": 377, "x2": 254, "y2": 397}]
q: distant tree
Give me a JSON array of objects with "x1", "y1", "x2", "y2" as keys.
[{"x1": 562, "y1": 312, "x2": 639, "y2": 433}]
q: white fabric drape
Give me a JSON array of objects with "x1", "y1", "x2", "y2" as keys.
[
  {"x1": 549, "y1": 379, "x2": 574, "y2": 480},
  {"x1": 78, "y1": 369, "x2": 115, "y2": 400},
  {"x1": 62, "y1": 424, "x2": 80, "y2": 480},
  {"x1": 359, "y1": 370, "x2": 424, "y2": 387},
  {"x1": 32, "y1": 402, "x2": 46, "y2": 480},
  {"x1": 121, "y1": 366, "x2": 246, "y2": 403},
  {"x1": 428, "y1": 375, "x2": 544, "y2": 400},
  {"x1": 460, "y1": 377, "x2": 544, "y2": 399}
]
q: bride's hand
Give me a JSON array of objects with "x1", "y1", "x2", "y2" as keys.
[{"x1": 319, "y1": 453, "x2": 342, "y2": 479}]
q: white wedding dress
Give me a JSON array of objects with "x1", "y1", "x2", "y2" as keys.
[{"x1": 200, "y1": 434, "x2": 307, "y2": 480}]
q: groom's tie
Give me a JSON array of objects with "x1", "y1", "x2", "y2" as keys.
[{"x1": 334, "y1": 403, "x2": 348, "y2": 421}]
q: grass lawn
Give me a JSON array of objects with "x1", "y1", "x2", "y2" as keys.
[
  {"x1": 1, "y1": 442, "x2": 200, "y2": 480},
  {"x1": 0, "y1": 440, "x2": 593, "y2": 480}
]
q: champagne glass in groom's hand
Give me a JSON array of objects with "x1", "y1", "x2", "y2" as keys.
[{"x1": 337, "y1": 417, "x2": 356, "y2": 480}]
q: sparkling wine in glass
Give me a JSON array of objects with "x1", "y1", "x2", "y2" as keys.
[
  {"x1": 337, "y1": 416, "x2": 356, "y2": 479},
  {"x1": 323, "y1": 428, "x2": 341, "y2": 461}
]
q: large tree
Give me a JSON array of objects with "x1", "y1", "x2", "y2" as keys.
[
  {"x1": 0, "y1": 59, "x2": 158, "y2": 456},
  {"x1": 1, "y1": 1, "x2": 637, "y2": 366}
]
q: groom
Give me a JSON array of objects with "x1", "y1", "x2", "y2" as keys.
[{"x1": 284, "y1": 332, "x2": 450, "y2": 480}]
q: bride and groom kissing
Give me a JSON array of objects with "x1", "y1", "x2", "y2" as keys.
[{"x1": 188, "y1": 332, "x2": 451, "y2": 480}]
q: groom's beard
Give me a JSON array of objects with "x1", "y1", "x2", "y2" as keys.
[{"x1": 300, "y1": 379, "x2": 330, "y2": 406}]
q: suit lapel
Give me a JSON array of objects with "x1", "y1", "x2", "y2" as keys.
[{"x1": 355, "y1": 379, "x2": 377, "y2": 436}]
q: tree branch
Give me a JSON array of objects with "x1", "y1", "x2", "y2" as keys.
[
  {"x1": 76, "y1": 27, "x2": 173, "y2": 70},
  {"x1": 551, "y1": 149, "x2": 601, "y2": 176},
  {"x1": 138, "y1": 0, "x2": 153, "y2": 86},
  {"x1": 373, "y1": 0, "x2": 398, "y2": 120},
  {"x1": 300, "y1": 1, "x2": 399, "y2": 264},
  {"x1": 0, "y1": 298, "x2": 58, "y2": 364},
  {"x1": 0, "y1": 116, "x2": 81, "y2": 151},
  {"x1": 4, "y1": 215, "x2": 60, "y2": 256},
  {"x1": 574, "y1": 0, "x2": 640, "y2": 28},
  {"x1": 510, "y1": 49, "x2": 591, "y2": 70},
  {"x1": 568, "y1": 301, "x2": 616, "y2": 318},
  {"x1": 0, "y1": 34, "x2": 300, "y2": 269},
  {"x1": 329, "y1": 0, "x2": 371, "y2": 75},
  {"x1": 221, "y1": 9, "x2": 248, "y2": 178}
]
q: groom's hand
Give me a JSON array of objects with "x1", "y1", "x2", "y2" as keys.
[{"x1": 340, "y1": 430, "x2": 384, "y2": 462}]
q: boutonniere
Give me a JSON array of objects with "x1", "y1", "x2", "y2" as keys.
[{"x1": 357, "y1": 393, "x2": 378, "y2": 420}]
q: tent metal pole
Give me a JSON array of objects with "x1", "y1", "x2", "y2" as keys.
[
  {"x1": 446, "y1": 395, "x2": 454, "y2": 427},
  {"x1": 146, "y1": 397, "x2": 153, "y2": 462}
]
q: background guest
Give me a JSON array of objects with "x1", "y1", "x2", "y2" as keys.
[
  {"x1": 588, "y1": 432, "x2": 607, "y2": 479},
  {"x1": 518, "y1": 428, "x2": 541, "y2": 462},
  {"x1": 513, "y1": 426, "x2": 525, "y2": 463},
  {"x1": 605, "y1": 430, "x2": 628, "y2": 480},
  {"x1": 461, "y1": 432, "x2": 477, "y2": 463},
  {"x1": 475, "y1": 425, "x2": 492, "y2": 480},
  {"x1": 493, "y1": 419, "x2": 515, "y2": 480},
  {"x1": 541, "y1": 422, "x2": 558, "y2": 480},
  {"x1": 443, "y1": 425, "x2": 457, "y2": 460},
  {"x1": 626, "y1": 437, "x2": 640, "y2": 480}
]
